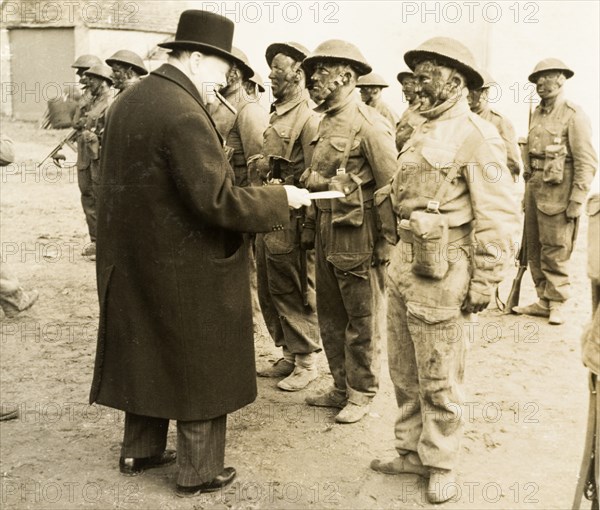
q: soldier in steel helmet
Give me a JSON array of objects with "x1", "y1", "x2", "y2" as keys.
[
  {"x1": 57, "y1": 55, "x2": 102, "y2": 256},
  {"x1": 395, "y1": 69, "x2": 424, "y2": 152},
  {"x1": 301, "y1": 39, "x2": 397, "y2": 424},
  {"x1": 370, "y1": 37, "x2": 519, "y2": 503},
  {"x1": 79, "y1": 64, "x2": 114, "y2": 259},
  {"x1": 209, "y1": 47, "x2": 268, "y2": 188},
  {"x1": 356, "y1": 72, "x2": 399, "y2": 128},
  {"x1": 468, "y1": 69, "x2": 523, "y2": 180},
  {"x1": 513, "y1": 58, "x2": 598, "y2": 325},
  {"x1": 106, "y1": 49, "x2": 148, "y2": 94},
  {"x1": 252, "y1": 42, "x2": 321, "y2": 392}
]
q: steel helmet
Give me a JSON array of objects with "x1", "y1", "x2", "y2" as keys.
[
  {"x1": 303, "y1": 39, "x2": 372, "y2": 77},
  {"x1": 106, "y1": 50, "x2": 148, "y2": 76},
  {"x1": 528, "y1": 58, "x2": 574, "y2": 83},
  {"x1": 404, "y1": 37, "x2": 483, "y2": 90}
]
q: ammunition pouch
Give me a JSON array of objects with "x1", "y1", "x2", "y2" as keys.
[
  {"x1": 543, "y1": 143, "x2": 568, "y2": 185},
  {"x1": 330, "y1": 172, "x2": 364, "y2": 227},
  {"x1": 408, "y1": 209, "x2": 450, "y2": 280}
]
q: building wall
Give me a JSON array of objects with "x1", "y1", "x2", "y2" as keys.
[{"x1": 6, "y1": 27, "x2": 76, "y2": 121}]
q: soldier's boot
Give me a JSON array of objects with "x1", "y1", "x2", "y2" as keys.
[
  {"x1": 277, "y1": 353, "x2": 318, "y2": 391},
  {"x1": 257, "y1": 347, "x2": 295, "y2": 378},
  {"x1": 305, "y1": 387, "x2": 347, "y2": 408},
  {"x1": 335, "y1": 401, "x2": 371, "y2": 424},
  {"x1": 0, "y1": 289, "x2": 39, "y2": 318},
  {"x1": 513, "y1": 298, "x2": 550, "y2": 317},
  {"x1": 427, "y1": 469, "x2": 458, "y2": 504},
  {"x1": 548, "y1": 301, "x2": 565, "y2": 325},
  {"x1": 370, "y1": 451, "x2": 428, "y2": 477}
]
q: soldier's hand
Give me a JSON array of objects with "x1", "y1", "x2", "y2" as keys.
[
  {"x1": 284, "y1": 185, "x2": 311, "y2": 209},
  {"x1": 461, "y1": 289, "x2": 490, "y2": 314},
  {"x1": 300, "y1": 226, "x2": 316, "y2": 251},
  {"x1": 372, "y1": 238, "x2": 393, "y2": 267},
  {"x1": 566, "y1": 200, "x2": 582, "y2": 220},
  {"x1": 52, "y1": 153, "x2": 66, "y2": 167},
  {"x1": 81, "y1": 130, "x2": 97, "y2": 144}
]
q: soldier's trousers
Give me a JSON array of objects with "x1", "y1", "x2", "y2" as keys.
[
  {"x1": 77, "y1": 164, "x2": 97, "y2": 242},
  {"x1": 314, "y1": 207, "x2": 384, "y2": 405},
  {"x1": 387, "y1": 237, "x2": 469, "y2": 471},
  {"x1": 524, "y1": 173, "x2": 577, "y2": 303},
  {"x1": 255, "y1": 213, "x2": 320, "y2": 354}
]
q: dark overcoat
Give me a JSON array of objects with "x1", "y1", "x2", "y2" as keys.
[{"x1": 89, "y1": 64, "x2": 289, "y2": 421}]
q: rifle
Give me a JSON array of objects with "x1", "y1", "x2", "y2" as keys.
[
  {"x1": 296, "y1": 211, "x2": 310, "y2": 308},
  {"x1": 38, "y1": 129, "x2": 77, "y2": 169},
  {"x1": 501, "y1": 221, "x2": 528, "y2": 314}
]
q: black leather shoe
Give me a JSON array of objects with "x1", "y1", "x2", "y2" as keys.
[
  {"x1": 119, "y1": 449, "x2": 176, "y2": 476},
  {"x1": 175, "y1": 467, "x2": 237, "y2": 497}
]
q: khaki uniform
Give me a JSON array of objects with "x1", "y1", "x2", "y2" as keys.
[
  {"x1": 255, "y1": 89, "x2": 321, "y2": 355},
  {"x1": 387, "y1": 97, "x2": 519, "y2": 470},
  {"x1": 307, "y1": 93, "x2": 396, "y2": 405},
  {"x1": 368, "y1": 97, "x2": 399, "y2": 130},
  {"x1": 395, "y1": 102, "x2": 425, "y2": 152},
  {"x1": 476, "y1": 105, "x2": 523, "y2": 178},
  {"x1": 210, "y1": 84, "x2": 269, "y2": 187},
  {"x1": 73, "y1": 90, "x2": 97, "y2": 241},
  {"x1": 523, "y1": 95, "x2": 598, "y2": 303}
]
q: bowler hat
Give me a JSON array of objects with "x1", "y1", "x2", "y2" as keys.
[
  {"x1": 266, "y1": 42, "x2": 310, "y2": 67},
  {"x1": 158, "y1": 10, "x2": 244, "y2": 69},
  {"x1": 404, "y1": 37, "x2": 483, "y2": 90},
  {"x1": 84, "y1": 64, "x2": 114, "y2": 84}
]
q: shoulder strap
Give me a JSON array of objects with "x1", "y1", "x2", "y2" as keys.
[
  {"x1": 283, "y1": 103, "x2": 313, "y2": 161},
  {"x1": 339, "y1": 106, "x2": 364, "y2": 172},
  {"x1": 430, "y1": 161, "x2": 462, "y2": 209}
]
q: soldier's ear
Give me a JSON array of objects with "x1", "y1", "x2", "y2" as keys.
[{"x1": 557, "y1": 74, "x2": 566, "y2": 86}]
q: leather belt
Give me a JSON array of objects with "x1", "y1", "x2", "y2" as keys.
[{"x1": 397, "y1": 219, "x2": 472, "y2": 245}]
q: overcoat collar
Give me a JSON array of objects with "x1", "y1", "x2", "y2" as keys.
[{"x1": 151, "y1": 63, "x2": 223, "y2": 144}]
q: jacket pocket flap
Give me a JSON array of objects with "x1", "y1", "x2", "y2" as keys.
[
  {"x1": 421, "y1": 145, "x2": 459, "y2": 169},
  {"x1": 407, "y1": 302, "x2": 458, "y2": 324},
  {"x1": 329, "y1": 136, "x2": 360, "y2": 152},
  {"x1": 327, "y1": 252, "x2": 371, "y2": 273}
]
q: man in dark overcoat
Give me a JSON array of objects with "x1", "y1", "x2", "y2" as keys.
[{"x1": 89, "y1": 10, "x2": 310, "y2": 497}]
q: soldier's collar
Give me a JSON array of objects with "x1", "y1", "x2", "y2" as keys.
[
  {"x1": 272, "y1": 88, "x2": 310, "y2": 115},
  {"x1": 419, "y1": 93, "x2": 470, "y2": 120},
  {"x1": 314, "y1": 90, "x2": 356, "y2": 114}
]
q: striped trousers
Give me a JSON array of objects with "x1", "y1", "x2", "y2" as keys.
[{"x1": 121, "y1": 412, "x2": 227, "y2": 487}]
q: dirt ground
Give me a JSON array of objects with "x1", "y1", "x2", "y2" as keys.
[{"x1": 0, "y1": 118, "x2": 594, "y2": 510}]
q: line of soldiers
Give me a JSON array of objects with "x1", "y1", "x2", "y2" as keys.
[
  {"x1": 55, "y1": 50, "x2": 149, "y2": 259},
  {"x1": 60, "y1": 32, "x2": 597, "y2": 504}
]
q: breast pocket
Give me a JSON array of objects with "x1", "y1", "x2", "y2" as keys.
[{"x1": 419, "y1": 145, "x2": 461, "y2": 199}]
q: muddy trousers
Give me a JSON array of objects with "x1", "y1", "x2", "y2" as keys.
[
  {"x1": 121, "y1": 412, "x2": 226, "y2": 487},
  {"x1": 387, "y1": 239, "x2": 469, "y2": 471},
  {"x1": 314, "y1": 208, "x2": 385, "y2": 405},
  {"x1": 524, "y1": 173, "x2": 577, "y2": 303},
  {"x1": 77, "y1": 164, "x2": 97, "y2": 242},
  {"x1": 255, "y1": 219, "x2": 320, "y2": 354}
]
